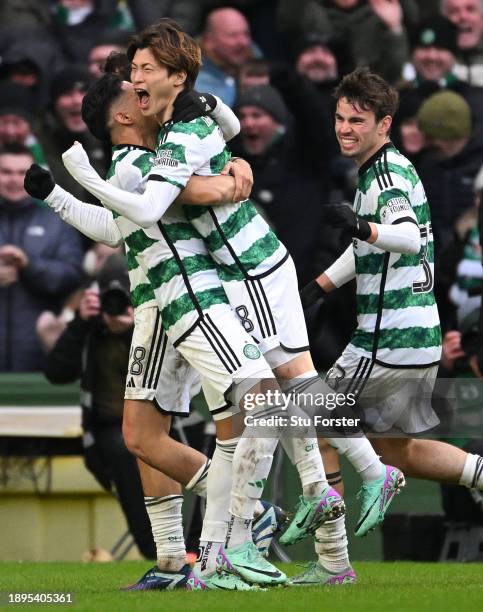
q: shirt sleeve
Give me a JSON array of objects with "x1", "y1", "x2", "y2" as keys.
[
  {"x1": 45, "y1": 184, "x2": 123, "y2": 247},
  {"x1": 324, "y1": 244, "x2": 356, "y2": 288}
]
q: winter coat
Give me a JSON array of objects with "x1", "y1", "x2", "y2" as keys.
[{"x1": 0, "y1": 197, "x2": 84, "y2": 371}]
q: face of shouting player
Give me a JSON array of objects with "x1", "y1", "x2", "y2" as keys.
[
  {"x1": 130, "y1": 47, "x2": 186, "y2": 121},
  {"x1": 335, "y1": 96, "x2": 392, "y2": 167}
]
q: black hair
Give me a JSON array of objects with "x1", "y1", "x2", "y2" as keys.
[
  {"x1": 81, "y1": 73, "x2": 124, "y2": 142},
  {"x1": 103, "y1": 51, "x2": 131, "y2": 80},
  {"x1": 0, "y1": 142, "x2": 33, "y2": 158}
]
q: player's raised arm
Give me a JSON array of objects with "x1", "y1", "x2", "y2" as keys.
[
  {"x1": 24, "y1": 164, "x2": 123, "y2": 247},
  {"x1": 62, "y1": 143, "x2": 180, "y2": 228}
]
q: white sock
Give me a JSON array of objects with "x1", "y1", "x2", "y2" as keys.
[
  {"x1": 228, "y1": 435, "x2": 278, "y2": 547},
  {"x1": 278, "y1": 374, "x2": 327, "y2": 497},
  {"x1": 329, "y1": 437, "x2": 384, "y2": 482},
  {"x1": 185, "y1": 458, "x2": 211, "y2": 498},
  {"x1": 460, "y1": 453, "x2": 483, "y2": 489},
  {"x1": 195, "y1": 438, "x2": 237, "y2": 576},
  {"x1": 315, "y1": 515, "x2": 350, "y2": 573},
  {"x1": 145, "y1": 494, "x2": 185, "y2": 571},
  {"x1": 225, "y1": 515, "x2": 253, "y2": 549}
]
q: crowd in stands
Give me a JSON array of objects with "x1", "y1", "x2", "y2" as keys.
[{"x1": 0, "y1": 0, "x2": 482, "y2": 381}]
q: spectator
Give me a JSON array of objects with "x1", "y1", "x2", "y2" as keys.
[
  {"x1": 87, "y1": 31, "x2": 130, "y2": 79},
  {"x1": 126, "y1": 0, "x2": 203, "y2": 35},
  {"x1": 196, "y1": 7, "x2": 254, "y2": 107},
  {"x1": 44, "y1": 253, "x2": 156, "y2": 560},
  {"x1": 0, "y1": 144, "x2": 84, "y2": 371},
  {"x1": 52, "y1": 0, "x2": 118, "y2": 64},
  {"x1": 278, "y1": 0, "x2": 419, "y2": 84},
  {"x1": 37, "y1": 67, "x2": 107, "y2": 204},
  {"x1": 0, "y1": 82, "x2": 48, "y2": 167},
  {"x1": 395, "y1": 16, "x2": 483, "y2": 153},
  {"x1": 416, "y1": 91, "x2": 483, "y2": 331},
  {"x1": 442, "y1": 0, "x2": 483, "y2": 86},
  {"x1": 0, "y1": 35, "x2": 63, "y2": 110},
  {"x1": 416, "y1": 91, "x2": 483, "y2": 253}
]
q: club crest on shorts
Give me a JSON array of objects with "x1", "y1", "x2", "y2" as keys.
[{"x1": 243, "y1": 344, "x2": 261, "y2": 360}]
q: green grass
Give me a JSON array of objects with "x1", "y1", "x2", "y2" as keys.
[{"x1": 0, "y1": 561, "x2": 482, "y2": 612}]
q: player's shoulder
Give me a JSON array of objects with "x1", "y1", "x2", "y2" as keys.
[
  {"x1": 107, "y1": 145, "x2": 154, "y2": 188},
  {"x1": 362, "y1": 144, "x2": 420, "y2": 194},
  {"x1": 168, "y1": 116, "x2": 220, "y2": 141}
]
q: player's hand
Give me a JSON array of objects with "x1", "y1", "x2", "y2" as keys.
[
  {"x1": 222, "y1": 157, "x2": 253, "y2": 202},
  {"x1": 0, "y1": 264, "x2": 18, "y2": 287},
  {"x1": 323, "y1": 204, "x2": 372, "y2": 240},
  {"x1": 469, "y1": 354, "x2": 483, "y2": 379},
  {"x1": 300, "y1": 279, "x2": 326, "y2": 309},
  {"x1": 79, "y1": 288, "x2": 101, "y2": 321},
  {"x1": 62, "y1": 141, "x2": 90, "y2": 174},
  {"x1": 0, "y1": 244, "x2": 29, "y2": 269},
  {"x1": 24, "y1": 164, "x2": 55, "y2": 200},
  {"x1": 172, "y1": 89, "x2": 217, "y2": 123}
]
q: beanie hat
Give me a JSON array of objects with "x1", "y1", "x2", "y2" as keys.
[
  {"x1": 411, "y1": 16, "x2": 458, "y2": 55},
  {"x1": 417, "y1": 91, "x2": 471, "y2": 141},
  {"x1": 235, "y1": 85, "x2": 289, "y2": 125},
  {"x1": 0, "y1": 81, "x2": 35, "y2": 122},
  {"x1": 50, "y1": 66, "x2": 90, "y2": 102}
]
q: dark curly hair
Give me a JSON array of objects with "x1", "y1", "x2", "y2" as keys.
[{"x1": 333, "y1": 67, "x2": 399, "y2": 120}]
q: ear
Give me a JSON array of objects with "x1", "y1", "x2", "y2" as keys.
[
  {"x1": 114, "y1": 111, "x2": 133, "y2": 126},
  {"x1": 379, "y1": 115, "x2": 392, "y2": 136},
  {"x1": 173, "y1": 70, "x2": 187, "y2": 87}
]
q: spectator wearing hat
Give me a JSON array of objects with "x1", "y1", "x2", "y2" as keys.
[
  {"x1": 0, "y1": 143, "x2": 84, "y2": 372},
  {"x1": 37, "y1": 66, "x2": 107, "y2": 205},
  {"x1": 231, "y1": 84, "x2": 354, "y2": 368},
  {"x1": 415, "y1": 91, "x2": 483, "y2": 314},
  {"x1": 442, "y1": 0, "x2": 483, "y2": 86},
  {"x1": 278, "y1": 0, "x2": 419, "y2": 84},
  {"x1": 396, "y1": 16, "x2": 483, "y2": 158},
  {"x1": 0, "y1": 82, "x2": 48, "y2": 168}
]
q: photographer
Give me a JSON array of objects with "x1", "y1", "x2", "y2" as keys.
[{"x1": 44, "y1": 253, "x2": 155, "y2": 560}]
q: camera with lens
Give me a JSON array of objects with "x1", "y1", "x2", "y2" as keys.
[{"x1": 100, "y1": 280, "x2": 131, "y2": 316}]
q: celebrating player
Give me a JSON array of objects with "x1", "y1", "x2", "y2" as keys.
[{"x1": 298, "y1": 66, "x2": 483, "y2": 585}]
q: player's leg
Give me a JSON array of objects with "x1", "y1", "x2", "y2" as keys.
[
  {"x1": 372, "y1": 437, "x2": 470, "y2": 483},
  {"x1": 172, "y1": 306, "x2": 284, "y2": 588}
]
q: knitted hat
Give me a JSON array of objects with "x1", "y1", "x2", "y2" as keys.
[
  {"x1": 235, "y1": 85, "x2": 289, "y2": 125},
  {"x1": 417, "y1": 91, "x2": 472, "y2": 141},
  {"x1": 0, "y1": 81, "x2": 35, "y2": 122},
  {"x1": 50, "y1": 66, "x2": 90, "y2": 102},
  {"x1": 411, "y1": 16, "x2": 458, "y2": 55}
]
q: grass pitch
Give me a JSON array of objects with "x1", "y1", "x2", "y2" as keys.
[{"x1": 0, "y1": 561, "x2": 482, "y2": 612}]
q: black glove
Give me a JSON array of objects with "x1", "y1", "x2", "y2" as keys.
[
  {"x1": 323, "y1": 204, "x2": 372, "y2": 241},
  {"x1": 172, "y1": 89, "x2": 217, "y2": 123},
  {"x1": 24, "y1": 164, "x2": 55, "y2": 200},
  {"x1": 300, "y1": 280, "x2": 326, "y2": 310}
]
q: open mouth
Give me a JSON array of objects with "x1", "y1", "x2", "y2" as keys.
[{"x1": 135, "y1": 88, "x2": 150, "y2": 109}]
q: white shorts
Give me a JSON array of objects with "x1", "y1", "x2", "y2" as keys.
[
  {"x1": 325, "y1": 346, "x2": 440, "y2": 434},
  {"x1": 222, "y1": 255, "x2": 310, "y2": 369},
  {"x1": 173, "y1": 302, "x2": 275, "y2": 420},
  {"x1": 124, "y1": 306, "x2": 200, "y2": 416}
]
